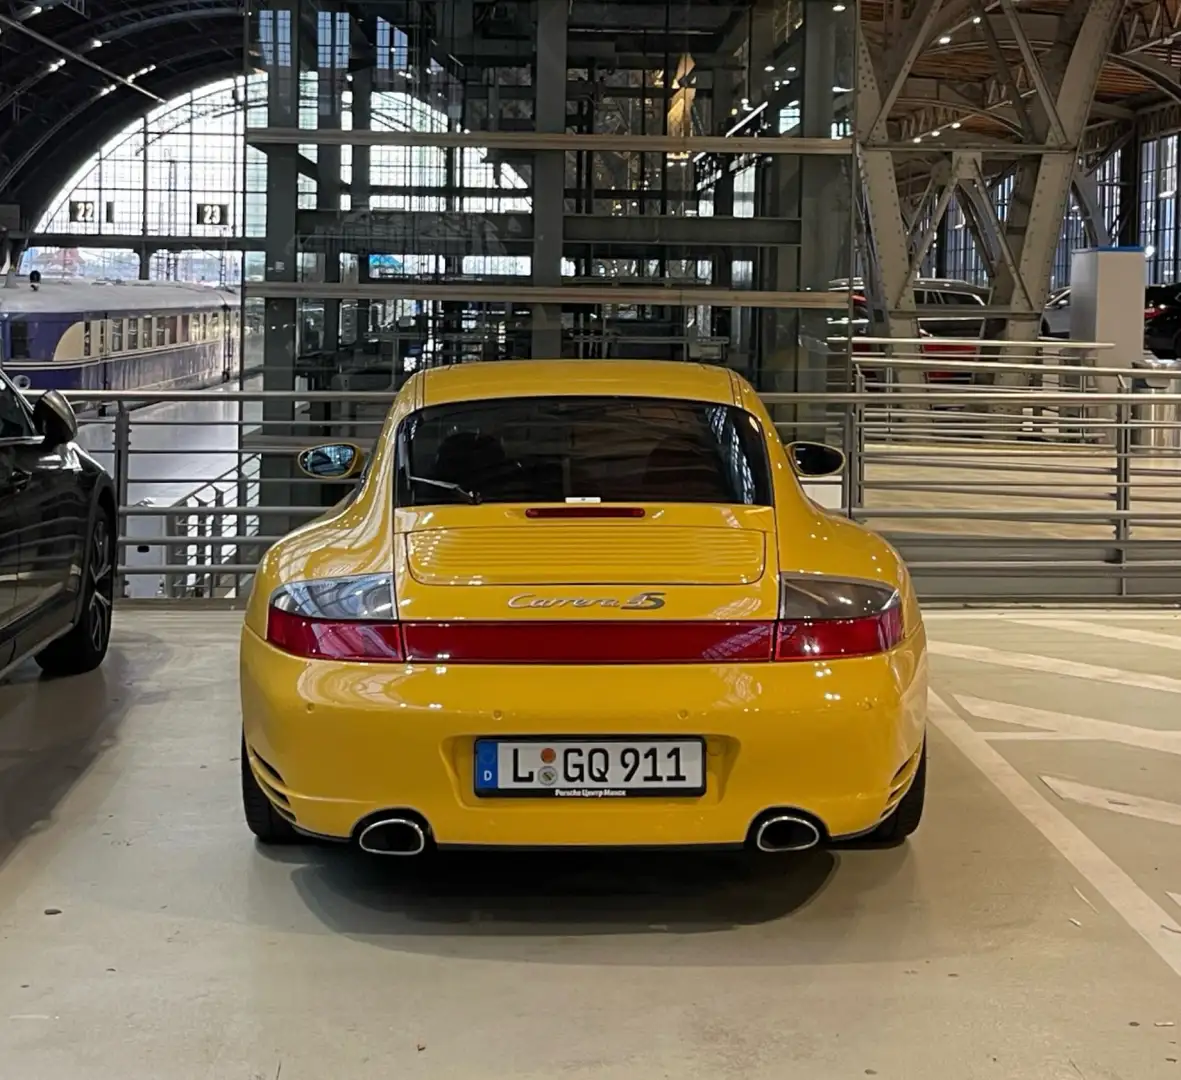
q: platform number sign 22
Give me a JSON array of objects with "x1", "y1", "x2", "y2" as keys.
[
  {"x1": 196, "y1": 203, "x2": 229, "y2": 227},
  {"x1": 68, "y1": 200, "x2": 96, "y2": 224}
]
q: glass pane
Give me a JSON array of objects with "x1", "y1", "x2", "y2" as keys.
[{"x1": 397, "y1": 396, "x2": 773, "y2": 507}]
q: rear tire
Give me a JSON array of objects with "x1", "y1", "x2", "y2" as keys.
[
  {"x1": 36, "y1": 508, "x2": 114, "y2": 678},
  {"x1": 241, "y1": 737, "x2": 299, "y2": 844},
  {"x1": 870, "y1": 740, "x2": 926, "y2": 844}
]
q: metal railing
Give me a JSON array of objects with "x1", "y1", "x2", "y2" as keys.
[{"x1": 59, "y1": 337, "x2": 1181, "y2": 604}]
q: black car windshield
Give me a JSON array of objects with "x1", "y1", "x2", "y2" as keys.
[{"x1": 395, "y1": 395, "x2": 773, "y2": 507}]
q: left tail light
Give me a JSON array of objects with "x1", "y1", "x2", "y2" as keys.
[
  {"x1": 266, "y1": 575, "x2": 405, "y2": 662},
  {"x1": 774, "y1": 576, "x2": 903, "y2": 660}
]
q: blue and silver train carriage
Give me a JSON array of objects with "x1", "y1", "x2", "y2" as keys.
[{"x1": 0, "y1": 277, "x2": 240, "y2": 393}]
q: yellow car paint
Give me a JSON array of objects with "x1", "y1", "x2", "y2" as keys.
[{"x1": 240, "y1": 359, "x2": 927, "y2": 848}]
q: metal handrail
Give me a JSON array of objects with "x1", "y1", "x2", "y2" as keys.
[{"x1": 62, "y1": 374, "x2": 1181, "y2": 604}]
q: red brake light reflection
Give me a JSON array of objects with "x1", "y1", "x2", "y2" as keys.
[{"x1": 525, "y1": 507, "x2": 646, "y2": 519}]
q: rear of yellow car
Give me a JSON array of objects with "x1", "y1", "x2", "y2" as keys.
[{"x1": 240, "y1": 361, "x2": 927, "y2": 854}]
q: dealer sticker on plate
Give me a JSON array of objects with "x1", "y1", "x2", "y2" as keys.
[{"x1": 474, "y1": 738, "x2": 706, "y2": 798}]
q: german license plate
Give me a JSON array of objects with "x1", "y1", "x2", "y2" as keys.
[{"x1": 473, "y1": 738, "x2": 706, "y2": 798}]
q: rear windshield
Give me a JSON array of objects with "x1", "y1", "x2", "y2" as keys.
[{"x1": 395, "y1": 395, "x2": 773, "y2": 507}]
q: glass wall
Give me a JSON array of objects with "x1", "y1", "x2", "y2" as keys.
[
  {"x1": 1141, "y1": 132, "x2": 1181, "y2": 284},
  {"x1": 33, "y1": 77, "x2": 254, "y2": 284},
  {"x1": 933, "y1": 167, "x2": 1116, "y2": 292}
]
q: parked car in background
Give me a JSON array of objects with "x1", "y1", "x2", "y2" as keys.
[
  {"x1": 1041, "y1": 288, "x2": 1072, "y2": 338},
  {"x1": 828, "y1": 277, "x2": 990, "y2": 384},
  {"x1": 1043, "y1": 283, "x2": 1181, "y2": 341},
  {"x1": 1145, "y1": 304, "x2": 1181, "y2": 359},
  {"x1": 0, "y1": 372, "x2": 115, "y2": 681}
]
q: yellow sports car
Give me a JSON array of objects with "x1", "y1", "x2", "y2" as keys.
[{"x1": 240, "y1": 360, "x2": 927, "y2": 855}]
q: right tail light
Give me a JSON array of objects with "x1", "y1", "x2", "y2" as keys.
[{"x1": 773, "y1": 576, "x2": 903, "y2": 661}]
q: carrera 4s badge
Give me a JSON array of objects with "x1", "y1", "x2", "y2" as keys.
[{"x1": 508, "y1": 591, "x2": 666, "y2": 611}]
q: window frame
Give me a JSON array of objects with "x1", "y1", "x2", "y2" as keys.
[{"x1": 0, "y1": 370, "x2": 38, "y2": 443}]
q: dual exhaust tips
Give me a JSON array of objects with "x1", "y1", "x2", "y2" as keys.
[{"x1": 356, "y1": 812, "x2": 821, "y2": 856}]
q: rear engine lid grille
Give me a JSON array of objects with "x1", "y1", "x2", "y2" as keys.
[{"x1": 405, "y1": 525, "x2": 767, "y2": 586}]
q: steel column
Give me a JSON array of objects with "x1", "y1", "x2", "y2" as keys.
[
  {"x1": 260, "y1": 0, "x2": 302, "y2": 533},
  {"x1": 992, "y1": 0, "x2": 1126, "y2": 349},
  {"x1": 530, "y1": 0, "x2": 567, "y2": 359}
]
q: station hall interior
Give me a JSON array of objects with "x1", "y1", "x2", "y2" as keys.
[{"x1": 4, "y1": 1, "x2": 1181, "y2": 1078}]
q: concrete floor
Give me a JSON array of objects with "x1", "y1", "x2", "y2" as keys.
[{"x1": 2, "y1": 610, "x2": 1181, "y2": 1079}]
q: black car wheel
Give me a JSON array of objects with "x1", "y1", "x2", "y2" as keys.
[
  {"x1": 868, "y1": 740, "x2": 926, "y2": 845},
  {"x1": 241, "y1": 737, "x2": 300, "y2": 844},
  {"x1": 35, "y1": 509, "x2": 115, "y2": 678}
]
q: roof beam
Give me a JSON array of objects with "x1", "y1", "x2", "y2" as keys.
[{"x1": 0, "y1": 12, "x2": 164, "y2": 103}]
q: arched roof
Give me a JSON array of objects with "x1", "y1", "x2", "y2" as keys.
[{"x1": 0, "y1": 0, "x2": 249, "y2": 226}]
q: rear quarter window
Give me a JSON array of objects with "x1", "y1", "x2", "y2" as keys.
[{"x1": 394, "y1": 395, "x2": 774, "y2": 507}]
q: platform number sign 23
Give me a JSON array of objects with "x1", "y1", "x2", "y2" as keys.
[{"x1": 196, "y1": 203, "x2": 229, "y2": 227}]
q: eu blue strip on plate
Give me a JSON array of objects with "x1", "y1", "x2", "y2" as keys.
[{"x1": 474, "y1": 740, "x2": 499, "y2": 791}]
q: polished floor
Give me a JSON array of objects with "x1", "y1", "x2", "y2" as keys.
[{"x1": 1, "y1": 609, "x2": 1180, "y2": 1079}]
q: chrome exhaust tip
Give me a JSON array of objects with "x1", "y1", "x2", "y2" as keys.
[
  {"x1": 357, "y1": 818, "x2": 427, "y2": 856},
  {"x1": 754, "y1": 814, "x2": 822, "y2": 853}
]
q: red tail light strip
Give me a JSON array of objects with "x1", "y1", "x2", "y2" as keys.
[
  {"x1": 402, "y1": 621, "x2": 774, "y2": 664},
  {"x1": 525, "y1": 507, "x2": 646, "y2": 519},
  {"x1": 267, "y1": 608, "x2": 903, "y2": 664}
]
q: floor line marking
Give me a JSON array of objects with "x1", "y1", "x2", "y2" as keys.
[
  {"x1": 1007, "y1": 617, "x2": 1181, "y2": 653},
  {"x1": 955, "y1": 694, "x2": 1181, "y2": 756},
  {"x1": 928, "y1": 690, "x2": 1181, "y2": 980},
  {"x1": 984, "y1": 732, "x2": 1101, "y2": 742},
  {"x1": 1040, "y1": 775, "x2": 1181, "y2": 828},
  {"x1": 930, "y1": 640, "x2": 1181, "y2": 695}
]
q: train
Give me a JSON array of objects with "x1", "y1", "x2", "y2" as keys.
[{"x1": 0, "y1": 277, "x2": 240, "y2": 393}]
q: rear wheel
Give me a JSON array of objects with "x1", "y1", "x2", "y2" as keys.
[
  {"x1": 36, "y1": 509, "x2": 114, "y2": 678},
  {"x1": 241, "y1": 737, "x2": 299, "y2": 844},
  {"x1": 870, "y1": 740, "x2": 926, "y2": 844}
]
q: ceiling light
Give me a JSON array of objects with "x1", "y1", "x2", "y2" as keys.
[
  {"x1": 91, "y1": 38, "x2": 103, "y2": 48},
  {"x1": 951, "y1": 120, "x2": 962, "y2": 129},
  {"x1": 913, "y1": 135, "x2": 922, "y2": 143},
  {"x1": 787, "y1": 65, "x2": 797, "y2": 73},
  {"x1": 939, "y1": 34, "x2": 952, "y2": 44},
  {"x1": 930, "y1": 129, "x2": 941, "y2": 136},
  {"x1": 972, "y1": 14, "x2": 982, "y2": 23},
  {"x1": 764, "y1": 64, "x2": 775, "y2": 72},
  {"x1": 832, "y1": 2, "x2": 846, "y2": 9},
  {"x1": 27, "y1": 5, "x2": 42, "y2": 14}
]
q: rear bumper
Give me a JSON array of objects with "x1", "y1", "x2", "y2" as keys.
[{"x1": 240, "y1": 626, "x2": 928, "y2": 847}]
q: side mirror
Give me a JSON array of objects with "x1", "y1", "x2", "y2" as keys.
[
  {"x1": 297, "y1": 442, "x2": 365, "y2": 480},
  {"x1": 788, "y1": 440, "x2": 845, "y2": 477},
  {"x1": 32, "y1": 390, "x2": 78, "y2": 446}
]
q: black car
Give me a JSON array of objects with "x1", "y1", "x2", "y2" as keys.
[{"x1": 0, "y1": 371, "x2": 115, "y2": 680}]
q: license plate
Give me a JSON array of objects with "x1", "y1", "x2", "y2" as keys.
[{"x1": 474, "y1": 738, "x2": 706, "y2": 798}]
